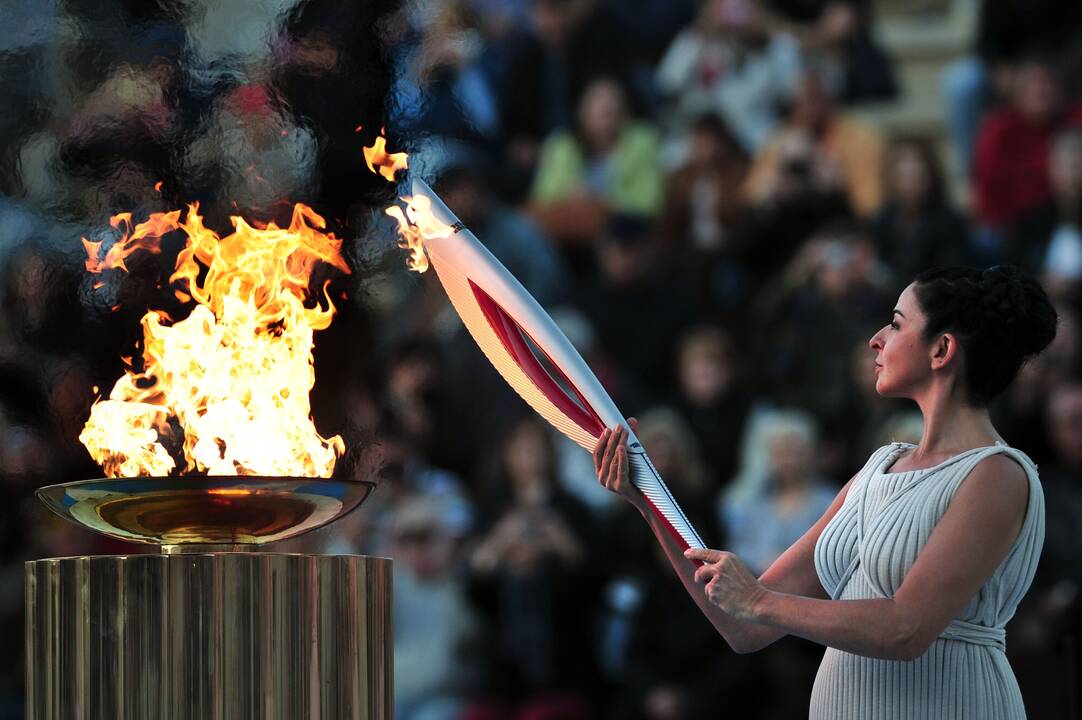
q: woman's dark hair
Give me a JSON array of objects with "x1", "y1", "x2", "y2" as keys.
[{"x1": 912, "y1": 265, "x2": 1058, "y2": 405}]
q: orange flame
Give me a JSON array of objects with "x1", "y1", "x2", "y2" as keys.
[
  {"x1": 359, "y1": 132, "x2": 461, "y2": 274},
  {"x1": 362, "y1": 131, "x2": 408, "y2": 183},
  {"x1": 384, "y1": 193, "x2": 460, "y2": 274},
  {"x1": 82, "y1": 210, "x2": 182, "y2": 273},
  {"x1": 79, "y1": 203, "x2": 349, "y2": 478}
]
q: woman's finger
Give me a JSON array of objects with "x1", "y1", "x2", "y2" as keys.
[
  {"x1": 593, "y1": 428, "x2": 610, "y2": 476},
  {"x1": 684, "y1": 547, "x2": 727, "y2": 564},
  {"x1": 693, "y1": 563, "x2": 717, "y2": 584},
  {"x1": 603, "y1": 425, "x2": 620, "y2": 469},
  {"x1": 605, "y1": 446, "x2": 621, "y2": 490},
  {"x1": 615, "y1": 445, "x2": 627, "y2": 492}
]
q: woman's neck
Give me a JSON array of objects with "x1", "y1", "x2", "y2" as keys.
[{"x1": 910, "y1": 384, "x2": 1001, "y2": 459}]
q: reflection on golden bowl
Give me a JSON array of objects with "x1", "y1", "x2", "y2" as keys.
[{"x1": 36, "y1": 477, "x2": 375, "y2": 548}]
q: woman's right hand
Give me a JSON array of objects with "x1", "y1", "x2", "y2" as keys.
[{"x1": 593, "y1": 419, "x2": 645, "y2": 507}]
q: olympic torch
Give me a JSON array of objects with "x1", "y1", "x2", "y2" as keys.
[{"x1": 402, "y1": 178, "x2": 706, "y2": 554}]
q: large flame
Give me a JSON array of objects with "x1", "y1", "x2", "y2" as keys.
[
  {"x1": 80, "y1": 203, "x2": 349, "y2": 478},
  {"x1": 360, "y1": 131, "x2": 455, "y2": 274}
]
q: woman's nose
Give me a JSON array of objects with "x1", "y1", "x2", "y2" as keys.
[{"x1": 869, "y1": 331, "x2": 882, "y2": 350}]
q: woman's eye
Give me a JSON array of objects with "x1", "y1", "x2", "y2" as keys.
[{"x1": 890, "y1": 321, "x2": 900, "y2": 330}]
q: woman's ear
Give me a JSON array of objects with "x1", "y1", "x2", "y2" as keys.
[{"x1": 929, "y1": 332, "x2": 958, "y2": 370}]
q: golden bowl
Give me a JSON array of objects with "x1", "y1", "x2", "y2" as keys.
[{"x1": 36, "y1": 476, "x2": 375, "y2": 549}]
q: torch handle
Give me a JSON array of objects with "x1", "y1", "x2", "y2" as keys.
[{"x1": 625, "y1": 447, "x2": 706, "y2": 552}]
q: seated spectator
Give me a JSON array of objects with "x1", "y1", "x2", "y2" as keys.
[
  {"x1": 465, "y1": 415, "x2": 599, "y2": 718},
  {"x1": 571, "y1": 214, "x2": 696, "y2": 401},
  {"x1": 655, "y1": 0, "x2": 801, "y2": 155},
  {"x1": 1008, "y1": 130, "x2": 1082, "y2": 295},
  {"x1": 760, "y1": 0, "x2": 897, "y2": 104},
  {"x1": 498, "y1": 0, "x2": 639, "y2": 202},
  {"x1": 436, "y1": 164, "x2": 566, "y2": 307},
  {"x1": 719, "y1": 408, "x2": 837, "y2": 574},
  {"x1": 671, "y1": 325, "x2": 752, "y2": 486},
  {"x1": 972, "y1": 56, "x2": 1082, "y2": 258},
  {"x1": 393, "y1": 495, "x2": 480, "y2": 720},
  {"x1": 872, "y1": 138, "x2": 970, "y2": 286},
  {"x1": 754, "y1": 223, "x2": 892, "y2": 423},
  {"x1": 1007, "y1": 382, "x2": 1082, "y2": 719},
  {"x1": 528, "y1": 76, "x2": 663, "y2": 246},
  {"x1": 660, "y1": 113, "x2": 754, "y2": 315},
  {"x1": 744, "y1": 66, "x2": 885, "y2": 218},
  {"x1": 390, "y1": 0, "x2": 503, "y2": 173},
  {"x1": 633, "y1": 407, "x2": 721, "y2": 545},
  {"x1": 940, "y1": 0, "x2": 1082, "y2": 182}
]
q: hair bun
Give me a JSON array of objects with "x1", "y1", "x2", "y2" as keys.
[
  {"x1": 913, "y1": 264, "x2": 1058, "y2": 404},
  {"x1": 978, "y1": 265, "x2": 1058, "y2": 359}
]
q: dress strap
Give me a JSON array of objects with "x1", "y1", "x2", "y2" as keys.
[{"x1": 829, "y1": 449, "x2": 887, "y2": 600}]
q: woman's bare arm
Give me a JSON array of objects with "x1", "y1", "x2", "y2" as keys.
[
  {"x1": 690, "y1": 454, "x2": 1029, "y2": 660},
  {"x1": 595, "y1": 424, "x2": 855, "y2": 654}
]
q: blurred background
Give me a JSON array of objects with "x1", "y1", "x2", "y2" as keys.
[{"x1": 1, "y1": 0, "x2": 1081, "y2": 718}]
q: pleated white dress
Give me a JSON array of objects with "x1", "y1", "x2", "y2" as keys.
[{"x1": 810, "y1": 442, "x2": 1045, "y2": 719}]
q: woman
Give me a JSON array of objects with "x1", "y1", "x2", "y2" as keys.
[
  {"x1": 594, "y1": 265, "x2": 1057, "y2": 718},
  {"x1": 528, "y1": 75, "x2": 663, "y2": 245},
  {"x1": 872, "y1": 138, "x2": 969, "y2": 284}
]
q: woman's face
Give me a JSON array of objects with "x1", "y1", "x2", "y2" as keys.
[
  {"x1": 868, "y1": 283, "x2": 933, "y2": 398},
  {"x1": 890, "y1": 147, "x2": 930, "y2": 207},
  {"x1": 505, "y1": 420, "x2": 553, "y2": 490},
  {"x1": 578, "y1": 79, "x2": 626, "y2": 150}
]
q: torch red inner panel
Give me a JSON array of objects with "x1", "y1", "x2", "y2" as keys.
[{"x1": 469, "y1": 280, "x2": 605, "y2": 438}]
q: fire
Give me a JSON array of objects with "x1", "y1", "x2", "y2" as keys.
[
  {"x1": 82, "y1": 210, "x2": 180, "y2": 273},
  {"x1": 361, "y1": 130, "x2": 408, "y2": 183},
  {"x1": 360, "y1": 131, "x2": 453, "y2": 274},
  {"x1": 79, "y1": 202, "x2": 349, "y2": 478}
]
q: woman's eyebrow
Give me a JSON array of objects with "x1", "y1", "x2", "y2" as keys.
[{"x1": 893, "y1": 309, "x2": 905, "y2": 318}]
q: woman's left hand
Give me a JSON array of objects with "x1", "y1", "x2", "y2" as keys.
[{"x1": 684, "y1": 547, "x2": 770, "y2": 621}]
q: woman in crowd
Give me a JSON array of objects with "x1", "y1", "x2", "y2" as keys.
[{"x1": 595, "y1": 265, "x2": 1056, "y2": 718}]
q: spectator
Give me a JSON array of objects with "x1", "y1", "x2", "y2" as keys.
[
  {"x1": 393, "y1": 495, "x2": 480, "y2": 720},
  {"x1": 466, "y1": 415, "x2": 598, "y2": 718},
  {"x1": 941, "y1": 0, "x2": 1082, "y2": 181},
  {"x1": 1007, "y1": 382, "x2": 1082, "y2": 719},
  {"x1": 672, "y1": 325, "x2": 752, "y2": 486},
  {"x1": 754, "y1": 223, "x2": 892, "y2": 424},
  {"x1": 972, "y1": 57, "x2": 1082, "y2": 259},
  {"x1": 744, "y1": 66, "x2": 885, "y2": 218},
  {"x1": 719, "y1": 408, "x2": 837, "y2": 575},
  {"x1": 760, "y1": 0, "x2": 897, "y2": 104},
  {"x1": 1007, "y1": 130, "x2": 1082, "y2": 294},
  {"x1": 571, "y1": 213, "x2": 696, "y2": 401},
  {"x1": 390, "y1": 0, "x2": 503, "y2": 174},
  {"x1": 655, "y1": 0, "x2": 801, "y2": 155},
  {"x1": 659, "y1": 113, "x2": 753, "y2": 315},
  {"x1": 528, "y1": 76, "x2": 663, "y2": 246},
  {"x1": 872, "y1": 138, "x2": 970, "y2": 286},
  {"x1": 498, "y1": 0, "x2": 639, "y2": 200}
]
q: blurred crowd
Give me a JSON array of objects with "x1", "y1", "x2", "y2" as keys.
[{"x1": 1, "y1": 0, "x2": 1082, "y2": 718}]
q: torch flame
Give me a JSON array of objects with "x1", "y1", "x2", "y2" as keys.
[
  {"x1": 360, "y1": 131, "x2": 457, "y2": 274},
  {"x1": 79, "y1": 202, "x2": 349, "y2": 478},
  {"x1": 362, "y1": 131, "x2": 408, "y2": 183}
]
